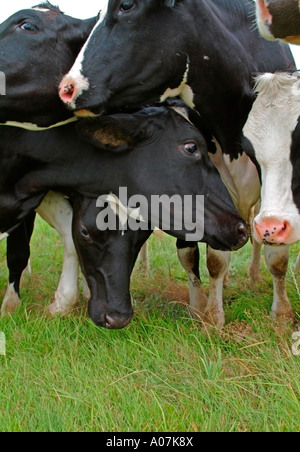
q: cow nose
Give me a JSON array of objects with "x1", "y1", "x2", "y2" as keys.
[
  {"x1": 59, "y1": 72, "x2": 90, "y2": 109},
  {"x1": 59, "y1": 78, "x2": 77, "y2": 107},
  {"x1": 105, "y1": 314, "x2": 133, "y2": 330},
  {"x1": 237, "y1": 221, "x2": 248, "y2": 244},
  {"x1": 89, "y1": 306, "x2": 133, "y2": 329},
  {"x1": 253, "y1": 217, "x2": 292, "y2": 245}
]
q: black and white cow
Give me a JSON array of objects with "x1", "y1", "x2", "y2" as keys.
[
  {"x1": 256, "y1": 0, "x2": 300, "y2": 44},
  {"x1": 0, "y1": 104, "x2": 248, "y2": 328},
  {"x1": 57, "y1": 0, "x2": 298, "y2": 327},
  {"x1": 59, "y1": 0, "x2": 294, "y2": 158},
  {"x1": 244, "y1": 72, "x2": 300, "y2": 246},
  {"x1": 0, "y1": 4, "x2": 97, "y2": 315}
]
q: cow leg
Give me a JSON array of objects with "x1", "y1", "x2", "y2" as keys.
[
  {"x1": 1, "y1": 213, "x2": 36, "y2": 316},
  {"x1": 248, "y1": 239, "x2": 262, "y2": 284},
  {"x1": 136, "y1": 242, "x2": 150, "y2": 273},
  {"x1": 264, "y1": 245, "x2": 293, "y2": 321},
  {"x1": 204, "y1": 247, "x2": 231, "y2": 329},
  {"x1": 176, "y1": 240, "x2": 208, "y2": 320},
  {"x1": 36, "y1": 192, "x2": 80, "y2": 315}
]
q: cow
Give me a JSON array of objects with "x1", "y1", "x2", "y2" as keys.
[
  {"x1": 0, "y1": 103, "x2": 248, "y2": 329},
  {"x1": 244, "y1": 72, "x2": 300, "y2": 246},
  {"x1": 180, "y1": 148, "x2": 296, "y2": 328},
  {"x1": 256, "y1": 0, "x2": 300, "y2": 44},
  {"x1": 58, "y1": 0, "x2": 294, "y2": 159},
  {"x1": 0, "y1": 4, "x2": 97, "y2": 315},
  {"x1": 57, "y1": 0, "x2": 298, "y2": 327}
]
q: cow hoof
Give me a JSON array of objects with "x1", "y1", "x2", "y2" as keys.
[
  {"x1": 202, "y1": 308, "x2": 225, "y2": 330},
  {"x1": 48, "y1": 289, "x2": 79, "y2": 316},
  {"x1": 1, "y1": 284, "x2": 21, "y2": 316},
  {"x1": 271, "y1": 310, "x2": 294, "y2": 324}
]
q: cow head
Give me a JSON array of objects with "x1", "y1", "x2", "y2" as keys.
[
  {"x1": 256, "y1": 0, "x2": 300, "y2": 44},
  {"x1": 70, "y1": 99, "x2": 249, "y2": 329},
  {"x1": 59, "y1": 0, "x2": 191, "y2": 115},
  {"x1": 75, "y1": 103, "x2": 248, "y2": 251},
  {"x1": 0, "y1": 3, "x2": 96, "y2": 125},
  {"x1": 244, "y1": 72, "x2": 300, "y2": 245},
  {"x1": 72, "y1": 194, "x2": 151, "y2": 329}
]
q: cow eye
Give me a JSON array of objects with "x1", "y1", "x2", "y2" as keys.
[
  {"x1": 183, "y1": 141, "x2": 199, "y2": 155},
  {"x1": 119, "y1": 1, "x2": 135, "y2": 13},
  {"x1": 80, "y1": 225, "x2": 91, "y2": 240},
  {"x1": 19, "y1": 22, "x2": 37, "y2": 32}
]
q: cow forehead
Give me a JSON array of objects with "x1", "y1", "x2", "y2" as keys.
[
  {"x1": 5, "y1": 7, "x2": 61, "y2": 25},
  {"x1": 244, "y1": 73, "x2": 300, "y2": 158}
]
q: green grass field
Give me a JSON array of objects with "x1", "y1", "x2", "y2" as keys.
[{"x1": 0, "y1": 217, "x2": 299, "y2": 432}]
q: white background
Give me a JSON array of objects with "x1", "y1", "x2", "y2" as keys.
[{"x1": 0, "y1": 0, "x2": 299, "y2": 67}]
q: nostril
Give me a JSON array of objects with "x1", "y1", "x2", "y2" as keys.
[
  {"x1": 237, "y1": 222, "x2": 248, "y2": 241},
  {"x1": 64, "y1": 84, "x2": 74, "y2": 96},
  {"x1": 59, "y1": 83, "x2": 75, "y2": 101},
  {"x1": 105, "y1": 314, "x2": 132, "y2": 330}
]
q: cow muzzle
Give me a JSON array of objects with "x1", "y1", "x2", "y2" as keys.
[
  {"x1": 253, "y1": 215, "x2": 295, "y2": 245},
  {"x1": 88, "y1": 301, "x2": 133, "y2": 329}
]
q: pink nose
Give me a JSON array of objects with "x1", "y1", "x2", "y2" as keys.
[
  {"x1": 59, "y1": 77, "x2": 77, "y2": 106},
  {"x1": 254, "y1": 217, "x2": 292, "y2": 245}
]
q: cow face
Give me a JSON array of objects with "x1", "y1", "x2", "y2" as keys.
[
  {"x1": 244, "y1": 73, "x2": 300, "y2": 245},
  {"x1": 59, "y1": 0, "x2": 190, "y2": 114},
  {"x1": 72, "y1": 195, "x2": 151, "y2": 329},
  {"x1": 76, "y1": 104, "x2": 248, "y2": 252},
  {"x1": 256, "y1": 0, "x2": 300, "y2": 44},
  {"x1": 0, "y1": 3, "x2": 96, "y2": 125}
]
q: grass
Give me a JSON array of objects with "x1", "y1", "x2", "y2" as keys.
[{"x1": 0, "y1": 217, "x2": 300, "y2": 432}]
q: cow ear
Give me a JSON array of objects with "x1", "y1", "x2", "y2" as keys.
[{"x1": 76, "y1": 116, "x2": 145, "y2": 153}]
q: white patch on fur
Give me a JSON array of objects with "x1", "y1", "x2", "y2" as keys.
[
  {"x1": 36, "y1": 192, "x2": 80, "y2": 314},
  {"x1": 160, "y1": 57, "x2": 195, "y2": 108},
  {"x1": 60, "y1": 0, "x2": 109, "y2": 109},
  {"x1": 177, "y1": 247, "x2": 208, "y2": 318},
  {"x1": 32, "y1": 7, "x2": 51, "y2": 12},
  {"x1": 256, "y1": 0, "x2": 276, "y2": 41},
  {"x1": 209, "y1": 140, "x2": 260, "y2": 222},
  {"x1": 102, "y1": 194, "x2": 146, "y2": 227},
  {"x1": 244, "y1": 73, "x2": 300, "y2": 243},
  {"x1": 0, "y1": 116, "x2": 78, "y2": 131},
  {"x1": 1, "y1": 283, "x2": 21, "y2": 316}
]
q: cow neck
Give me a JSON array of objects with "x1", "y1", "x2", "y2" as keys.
[{"x1": 0, "y1": 116, "x2": 78, "y2": 131}]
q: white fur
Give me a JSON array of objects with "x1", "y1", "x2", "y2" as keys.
[
  {"x1": 160, "y1": 57, "x2": 195, "y2": 108},
  {"x1": 100, "y1": 193, "x2": 146, "y2": 227},
  {"x1": 60, "y1": 0, "x2": 109, "y2": 109},
  {"x1": 244, "y1": 73, "x2": 300, "y2": 243},
  {"x1": 36, "y1": 192, "x2": 81, "y2": 314},
  {"x1": 1, "y1": 283, "x2": 21, "y2": 316},
  {"x1": 256, "y1": 0, "x2": 276, "y2": 41}
]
